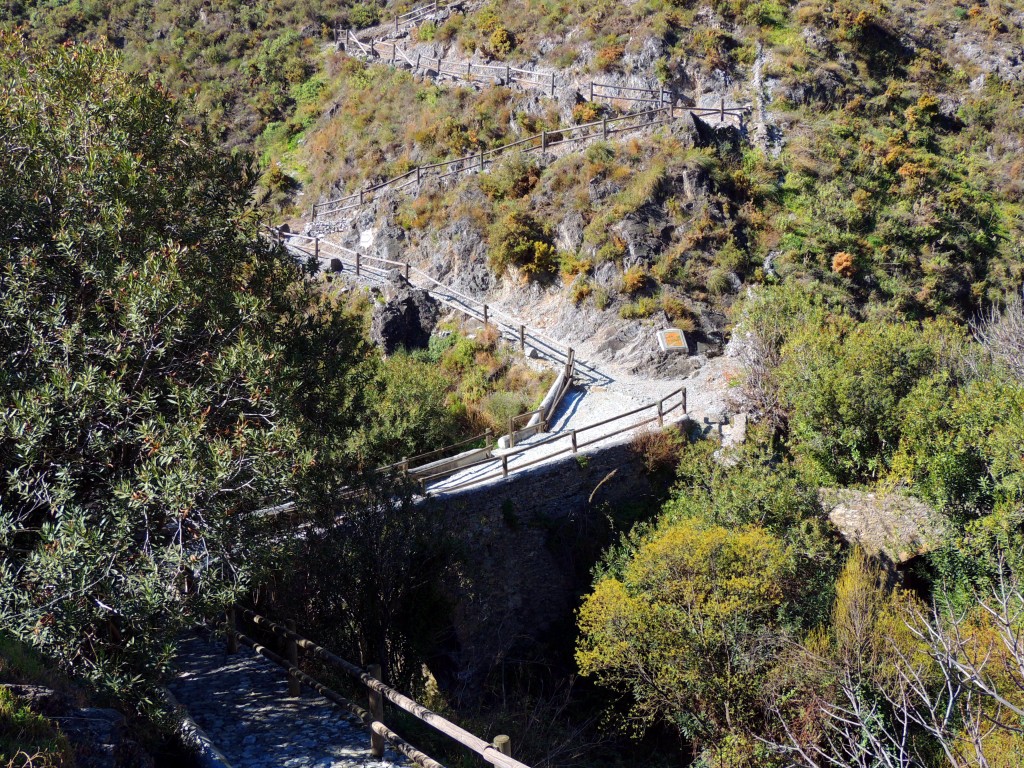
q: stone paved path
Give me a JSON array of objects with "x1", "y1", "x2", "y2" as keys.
[{"x1": 170, "y1": 634, "x2": 408, "y2": 768}]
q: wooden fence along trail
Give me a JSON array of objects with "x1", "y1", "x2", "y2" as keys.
[
  {"x1": 270, "y1": 229, "x2": 603, "y2": 384},
  {"x1": 266, "y1": 228, "x2": 692, "y2": 495},
  {"x1": 418, "y1": 387, "x2": 688, "y2": 495},
  {"x1": 312, "y1": 1, "x2": 748, "y2": 231},
  {"x1": 307, "y1": 101, "x2": 745, "y2": 231},
  {"x1": 229, "y1": 609, "x2": 531, "y2": 768}
]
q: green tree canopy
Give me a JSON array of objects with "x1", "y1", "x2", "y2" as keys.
[
  {"x1": 0, "y1": 34, "x2": 364, "y2": 701},
  {"x1": 577, "y1": 440, "x2": 841, "y2": 764}
]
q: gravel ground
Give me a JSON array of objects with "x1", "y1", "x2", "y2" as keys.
[{"x1": 170, "y1": 634, "x2": 408, "y2": 768}]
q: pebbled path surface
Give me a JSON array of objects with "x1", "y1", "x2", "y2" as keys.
[{"x1": 170, "y1": 634, "x2": 408, "y2": 768}]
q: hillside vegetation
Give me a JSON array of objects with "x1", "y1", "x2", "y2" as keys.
[{"x1": 1, "y1": 1, "x2": 1023, "y2": 767}]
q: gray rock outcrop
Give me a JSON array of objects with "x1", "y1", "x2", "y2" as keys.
[{"x1": 370, "y1": 273, "x2": 440, "y2": 354}]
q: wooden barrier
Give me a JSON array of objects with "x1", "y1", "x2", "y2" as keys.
[
  {"x1": 233, "y1": 610, "x2": 534, "y2": 768},
  {"x1": 229, "y1": 628, "x2": 447, "y2": 768},
  {"x1": 312, "y1": 106, "x2": 684, "y2": 220},
  {"x1": 417, "y1": 387, "x2": 687, "y2": 493}
]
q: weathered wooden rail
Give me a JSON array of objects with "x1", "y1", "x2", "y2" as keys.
[
  {"x1": 346, "y1": 32, "x2": 559, "y2": 95},
  {"x1": 228, "y1": 609, "x2": 530, "y2": 768},
  {"x1": 266, "y1": 228, "x2": 687, "y2": 494},
  {"x1": 311, "y1": 105, "x2": 692, "y2": 221},
  {"x1": 418, "y1": 387, "x2": 687, "y2": 495},
  {"x1": 588, "y1": 80, "x2": 672, "y2": 106},
  {"x1": 344, "y1": 0, "x2": 446, "y2": 44},
  {"x1": 272, "y1": 231, "x2": 598, "y2": 380}
]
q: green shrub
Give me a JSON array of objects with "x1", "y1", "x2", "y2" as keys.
[
  {"x1": 488, "y1": 208, "x2": 557, "y2": 277},
  {"x1": 622, "y1": 266, "x2": 648, "y2": 294},
  {"x1": 349, "y1": 3, "x2": 379, "y2": 29},
  {"x1": 707, "y1": 268, "x2": 732, "y2": 295},
  {"x1": 560, "y1": 252, "x2": 594, "y2": 280},
  {"x1": 571, "y1": 278, "x2": 594, "y2": 304},
  {"x1": 595, "y1": 43, "x2": 625, "y2": 71},
  {"x1": 482, "y1": 390, "x2": 530, "y2": 431},
  {"x1": 619, "y1": 297, "x2": 659, "y2": 319},
  {"x1": 415, "y1": 20, "x2": 437, "y2": 42},
  {"x1": 488, "y1": 27, "x2": 515, "y2": 57},
  {"x1": 572, "y1": 101, "x2": 602, "y2": 124},
  {"x1": 479, "y1": 156, "x2": 540, "y2": 201}
]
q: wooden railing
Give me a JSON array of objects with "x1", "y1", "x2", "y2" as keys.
[
  {"x1": 588, "y1": 81, "x2": 672, "y2": 106},
  {"x1": 312, "y1": 105, "x2": 681, "y2": 220},
  {"x1": 376, "y1": 429, "x2": 494, "y2": 478},
  {"x1": 346, "y1": 31, "x2": 558, "y2": 94},
  {"x1": 274, "y1": 231, "x2": 608, "y2": 385},
  {"x1": 343, "y1": 0, "x2": 445, "y2": 43},
  {"x1": 228, "y1": 608, "x2": 530, "y2": 768},
  {"x1": 417, "y1": 387, "x2": 687, "y2": 494}
]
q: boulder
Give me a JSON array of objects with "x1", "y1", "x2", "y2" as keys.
[
  {"x1": 820, "y1": 488, "x2": 946, "y2": 565},
  {"x1": 370, "y1": 275, "x2": 440, "y2": 355}
]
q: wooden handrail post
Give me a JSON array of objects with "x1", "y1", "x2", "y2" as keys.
[
  {"x1": 541, "y1": 130, "x2": 547, "y2": 151},
  {"x1": 402, "y1": 457, "x2": 409, "y2": 476},
  {"x1": 467, "y1": 61, "x2": 471, "y2": 77},
  {"x1": 571, "y1": 430, "x2": 578, "y2": 453},
  {"x1": 682, "y1": 387, "x2": 687, "y2": 413},
  {"x1": 369, "y1": 663, "x2": 385, "y2": 757},
  {"x1": 392, "y1": 44, "x2": 397, "y2": 65},
  {"x1": 589, "y1": 81, "x2": 594, "y2": 102},
  {"x1": 359, "y1": 188, "x2": 364, "y2": 205},
  {"x1": 405, "y1": 262, "x2": 410, "y2": 280},
  {"x1": 314, "y1": 238, "x2": 320, "y2": 260},
  {"x1": 501, "y1": 455, "x2": 509, "y2": 478},
  {"x1": 356, "y1": 252, "x2": 361, "y2": 276},
  {"x1": 602, "y1": 116, "x2": 608, "y2": 140},
  {"x1": 493, "y1": 735, "x2": 511, "y2": 756},
  {"x1": 508, "y1": 416, "x2": 514, "y2": 449},
  {"x1": 506, "y1": 63, "x2": 511, "y2": 84},
  {"x1": 415, "y1": 52, "x2": 421, "y2": 70},
  {"x1": 395, "y1": 16, "x2": 399, "y2": 34},
  {"x1": 551, "y1": 72, "x2": 555, "y2": 96},
  {"x1": 226, "y1": 608, "x2": 238, "y2": 654},
  {"x1": 480, "y1": 148, "x2": 485, "y2": 169},
  {"x1": 657, "y1": 399, "x2": 664, "y2": 427},
  {"x1": 519, "y1": 324, "x2": 525, "y2": 351},
  {"x1": 720, "y1": 97, "x2": 725, "y2": 120},
  {"x1": 482, "y1": 304, "x2": 488, "y2": 327},
  {"x1": 286, "y1": 619, "x2": 301, "y2": 697},
  {"x1": 416, "y1": 165, "x2": 421, "y2": 183}
]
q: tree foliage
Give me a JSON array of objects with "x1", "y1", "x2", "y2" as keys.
[
  {"x1": 577, "y1": 439, "x2": 840, "y2": 764},
  {"x1": 0, "y1": 35, "x2": 364, "y2": 701}
]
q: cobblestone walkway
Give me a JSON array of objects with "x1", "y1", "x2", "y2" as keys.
[{"x1": 170, "y1": 634, "x2": 408, "y2": 768}]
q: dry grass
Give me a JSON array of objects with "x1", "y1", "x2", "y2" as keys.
[{"x1": 630, "y1": 426, "x2": 683, "y2": 474}]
